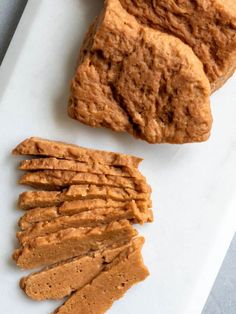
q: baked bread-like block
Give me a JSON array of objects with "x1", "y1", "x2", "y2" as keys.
[
  {"x1": 20, "y1": 237, "x2": 144, "y2": 300},
  {"x1": 120, "y1": 0, "x2": 236, "y2": 91},
  {"x1": 54, "y1": 236, "x2": 149, "y2": 314},
  {"x1": 68, "y1": 0, "x2": 212, "y2": 144}
]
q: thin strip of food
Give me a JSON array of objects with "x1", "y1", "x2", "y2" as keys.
[
  {"x1": 54, "y1": 236, "x2": 149, "y2": 314},
  {"x1": 18, "y1": 185, "x2": 150, "y2": 210},
  {"x1": 19, "y1": 157, "x2": 141, "y2": 178},
  {"x1": 20, "y1": 237, "x2": 144, "y2": 300},
  {"x1": 19, "y1": 170, "x2": 149, "y2": 192},
  {"x1": 18, "y1": 199, "x2": 151, "y2": 230},
  {"x1": 13, "y1": 220, "x2": 137, "y2": 269},
  {"x1": 17, "y1": 203, "x2": 152, "y2": 243},
  {"x1": 12, "y1": 137, "x2": 142, "y2": 167}
]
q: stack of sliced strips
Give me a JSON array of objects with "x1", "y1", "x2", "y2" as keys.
[{"x1": 12, "y1": 137, "x2": 153, "y2": 314}]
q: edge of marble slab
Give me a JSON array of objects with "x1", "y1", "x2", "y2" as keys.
[{"x1": 186, "y1": 197, "x2": 236, "y2": 314}]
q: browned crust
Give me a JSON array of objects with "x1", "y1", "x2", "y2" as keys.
[
  {"x1": 119, "y1": 0, "x2": 236, "y2": 92},
  {"x1": 68, "y1": 0, "x2": 212, "y2": 144}
]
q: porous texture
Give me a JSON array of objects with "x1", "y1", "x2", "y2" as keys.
[
  {"x1": 18, "y1": 199, "x2": 151, "y2": 230},
  {"x1": 17, "y1": 203, "x2": 152, "y2": 244},
  {"x1": 12, "y1": 137, "x2": 142, "y2": 167},
  {"x1": 12, "y1": 138, "x2": 152, "y2": 312},
  {"x1": 120, "y1": 0, "x2": 236, "y2": 91},
  {"x1": 19, "y1": 170, "x2": 149, "y2": 192},
  {"x1": 20, "y1": 237, "x2": 143, "y2": 300},
  {"x1": 68, "y1": 0, "x2": 212, "y2": 144},
  {"x1": 13, "y1": 220, "x2": 137, "y2": 269},
  {"x1": 19, "y1": 157, "x2": 142, "y2": 178},
  {"x1": 18, "y1": 184, "x2": 150, "y2": 210},
  {"x1": 54, "y1": 237, "x2": 149, "y2": 314}
]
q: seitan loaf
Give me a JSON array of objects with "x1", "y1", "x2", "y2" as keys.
[
  {"x1": 68, "y1": 0, "x2": 212, "y2": 144},
  {"x1": 120, "y1": 0, "x2": 236, "y2": 91}
]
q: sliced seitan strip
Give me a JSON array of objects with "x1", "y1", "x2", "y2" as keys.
[
  {"x1": 13, "y1": 220, "x2": 137, "y2": 269},
  {"x1": 54, "y1": 236, "x2": 149, "y2": 314},
  {"x1": 19, "y1": 199, "x2": 151, "y2": 230},
  {"x1": 20, "y1": 237, "x2": 144, "y2": 300},
  {"x1": 19, "y1": 157, "x2": 141, "y2": 178},
  {"x1": 12, "y1": 137, "x2": 142, "y2": 167},
  {"x1": 18, "y1": 185, "x2": 150, "y2": 210},
  {"x1": 120, "y1": 0, "x2": 236, "y2": 91},
  {"x1": 19, "y1": 170, "x2": 149, "y2": 192},
  {"x1": 17, "y1": 203, "x2": 152, "y2": 243}
]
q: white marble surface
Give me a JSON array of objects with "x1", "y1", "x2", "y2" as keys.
[
  {"x1": 0, "y1": 1, "x2": 236, "y2": 313},
  {"x1": 203, "y1": 236, "x2": 236, "y2": 314},
  {"x1": 0, "y1": 0, "x2": 27, "y2": 64}
]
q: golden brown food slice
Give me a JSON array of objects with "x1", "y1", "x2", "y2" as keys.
[
  {"x1": 54, "y1": 236, "x2": 149, "y2": 314},
  {"x1": 19, "y1": 157, "x2": 141, "y2": 178},
  {"x1": 19, "y1": 200, "x2": 151, "y2": 230},
  {"x1": 20, "y1": 237, "x2": 144, "y2": 300},
  {"x1": 18, "y1": 185, "x2": 150, "y2": 210},
  {"x1": 19, "y1": 170, "x2": 149, "y2": 192},
  {"x1": 13, "y1": 220, "x2": 137, "y2": 269},
  {"x1": 18, "y1": 199, "x2": 150, "y2": 228},
  {"x1": 12, "y1": 137, "x2": 142, "y2": 167},
  {"x1": 68, "y1": 0, "x2": 212, "y2": 144},
  {"x1": 17, "y1": 203, "x2": 152, "y2": 244},
  {"x1": 120, "y1": 0, "x2": 236, "y2": 91}
]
